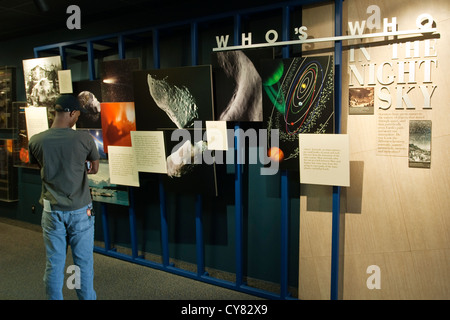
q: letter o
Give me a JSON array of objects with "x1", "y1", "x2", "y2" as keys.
[
  {"x1": 416, "y1": 13, "x2": 434, "y2": 29},
  {"x1": 265, "y1": 30, "x2": 278, "y2": 43}
]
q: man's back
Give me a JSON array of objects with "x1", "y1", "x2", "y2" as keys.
[{"x1": 29, "y1": 127, "x2": 99, "y2": 211}]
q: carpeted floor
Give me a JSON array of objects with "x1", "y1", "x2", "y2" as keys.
[{"x1": 0, "y1": 218, "x2": 261, "y2": 300}]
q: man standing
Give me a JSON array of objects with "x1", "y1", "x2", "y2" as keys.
[{"x1": 28, "y1": 94, "x2": 100, "y2": 300}]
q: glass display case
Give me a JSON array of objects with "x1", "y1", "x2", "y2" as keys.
[
  {"x1": 0, "y1": 67, "x2": 19, "y2": 201},
  {"x1": 0, "y1": 66, "x2": 16, "y2": 129},
  {"x1": 0, "y1": 139, "x2": 18, "y2": 201}
]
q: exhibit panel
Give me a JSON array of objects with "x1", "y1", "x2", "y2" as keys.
[
  {"x1": 0, "y1": 0, "x2": 447, "y2": 301},
  {"x1": 298, "y1": 0, "x2": 450, "y2": 299}
]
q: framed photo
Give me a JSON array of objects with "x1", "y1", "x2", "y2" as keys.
[{"x1": 409, "y1": 120, "x2": 432, "y2": 168}]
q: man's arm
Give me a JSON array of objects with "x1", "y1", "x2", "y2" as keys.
[{"x1": 87, "y1": 159, "x2": 99, "y2": 174}]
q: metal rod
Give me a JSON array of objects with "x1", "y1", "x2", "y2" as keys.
[
  {"x1": 59, "y1": 46, "x2": 67, "y2": 70},
  {"x1": 153, "y1": 29, "x2": 160, "y2": 69},
  {"x1": 280, "y1": 5, "x2": 291, "y2": 300},
  {"x1": 330, "y1": 0, "x2": 343, "y2": 300},
  {"x1": 101, "y1": 203, "x2": 111, "y2": 251},
  {"x1": 128, "y1": 187, "x2": 139, "y2": 259},
  {"x1": 213, "y1": 28, "x2": 438, "y2": 51},
  {"x1": 191, "y1": 22, "x2": 198, "y2": 66},
  {"x1": 233, "y1": 13, "x2": 244, "y2": 287},
  {"x1": 190, "y1": 22, "x2": 205, "y2": 277},
  {"x1": 195, "y1": 194, "x2": 205, "y2": 276},
  {"x1": 87, "y1": 40, "x2": 95, "y2": 80},
  {"x1": 118, "y1": 34, "x2": 125, "y2": 59},
  {"x1": 159, "y1": 177, "x2": 170, "y2": 267}
]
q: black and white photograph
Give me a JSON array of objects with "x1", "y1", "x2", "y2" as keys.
[
  {"x1": 409, "y1": 120, "x2": 432, "y2": 168},
  {"x1": 133, "y1": 65, "x2": 214, "y2": 131},
  {"x1": 22, "y1": 56, "x2": 61, "y2": 107},
  {"x1": 212, "y1": 48, "x2": 274, "y2": 122},
  {"x1": 22, "y1": 56, "x2": 62, "y2": 125}
]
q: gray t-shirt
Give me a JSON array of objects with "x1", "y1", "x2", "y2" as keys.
[{"x1": 28, "y1": 127, "x2": 100, "y2": 211}]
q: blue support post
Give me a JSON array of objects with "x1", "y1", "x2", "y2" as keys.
[
  {"x1": 152, "y1": 28, "x2": 169, "y2": 267},
  {"x1": 101, "y1": 203, "x2": 112, "y2": 251},
  {"x1": 280, "y1": 5, "x2": 291, "y2": 299},
  {"x1": 87, "y1": 40, "x2": 95, "y2": 80},
  {"x1": 159, "y1": 177, "x2": 170, "y2": 267},
  {"x1": 191, "y1": 22, "x2": 198, "y2": 65},
  {"x1": 331, "y1": 0, "x2": 343, "y2": 300},
  {"x1": 195, "y1": 194, "x2": 205, "y2": 276},
  {"x1": 153, "y1": 29, "x2": 160, "y2": 69},
  {"x1": 191, "y1": 21, "x2": 206, "y2": 277},
  {"x1": 234, "y1": 124, "x2": 243, "y2": 287},
  {"x1": 59, "y1": 46, "x2": 67, "y2": 70},
  {"x1": 233, "y1": 13, "x2": 244, "y2": 288},
  {"x1": 280, "y1": 171, "x2": 289, "y2": 298},
  {"x1": 118, "y1": 34, "x2": 125, "y2": 59},
  {"x1": 128, "y1": 187, "x2": 139, "y2": 259}
]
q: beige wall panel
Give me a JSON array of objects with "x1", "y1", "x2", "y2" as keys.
[
  {"x1": 313, "y1": 256, "x2": 332, "y2": 300},
  {"x1": 346, "y1": 116, "x2": 377, "y2": 153},
  {"x1": 300, "y1": 185, "x2": 333, "y2": 258},
  {"x1": 391, "y1": 148, "x2": 450, "y2": 250},
  {"x1": 298, "y1": 256, "x2": 332, "y2": 300},
  {"x1": 431, "y1": 136, "x2": 450, "y2": 235},
  {"x1": 347, "y1": 151, "x2": 411, "y2": 253},
  {"x1": 298, "y1": 257, "x2": 323, "y2": 299},
  {"x1": 343, "y1": 253, "x2": 385, "y2": 299},
  {"x1": 298, "y1": 0, "x2": 449, "y2": 299},
  {"x1": 412, "y1": 249, "x2": 450, "y2": 299},
  {"x1": 302, "y1": 2, "x2": 334, "y2": 54},
  {"x1": 299, "y1": 195, "x2": 315, "y2": 258},
  {"x1": 343, "y1": 251, "x2": 424, "y2": 299},
  {"x1": 382, "y1": 251, "x2": 423, "y2": 299}
]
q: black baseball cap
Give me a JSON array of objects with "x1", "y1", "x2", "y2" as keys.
[{"x1": 54, "y1": 94, "x2": 86, "y2": 113}]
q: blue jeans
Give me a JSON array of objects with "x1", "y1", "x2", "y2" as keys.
[{"x1": 41, "y1": 203, "x2": 96, "y2": 300}]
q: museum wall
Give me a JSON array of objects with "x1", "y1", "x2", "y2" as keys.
[
  {"x1": 298, "y1": 0, "x2": 450, "y2": 299},
  {"x1": 0, "y1": 5, "x2": 301, "y2": 295},
  {"x1": 1, "y1": 0, "x2": 448, "y2": 300}
]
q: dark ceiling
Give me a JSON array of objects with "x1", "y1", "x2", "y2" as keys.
[{"x1": 0, "y1": 0, "x2": 288, "y2": 42}]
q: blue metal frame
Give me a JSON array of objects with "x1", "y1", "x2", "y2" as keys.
[
  {"x1": 33, "y1": 0, "x2": 342, "y2": 300},
  {"x1": 280, "y1": 5, "x2": 292, "y2": 300},
  {"x1": 331, "y1": 0, "x2": 343, "y2": 300}
]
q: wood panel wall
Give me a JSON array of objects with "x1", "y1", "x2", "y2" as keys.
[{"x1": 298, "y1": 0, "x2": 450, "y2": 300}]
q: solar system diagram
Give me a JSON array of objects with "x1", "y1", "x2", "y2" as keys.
[{"x1": 262, "y1": 55, "x2": 334, "y2": 171}]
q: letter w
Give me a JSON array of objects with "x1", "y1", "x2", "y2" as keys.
[
  {"x1": 216, "y1": 35, "x2": 229, "y2": 48},
  {"x1": 348, "y1": 20, "x2": 366, "y2": 35}
]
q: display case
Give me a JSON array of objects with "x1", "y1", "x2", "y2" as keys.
[
  {"x1": 0, "y1": 67, "x2": 19, "y2": 201},
  {"x1": 0, "y1": 139, "x2": 18, "y2": 201},
  {"x1": 14, "y1": 102, "x2": 39, "y2": 169},
  {"x1": 0, "y1": 66, "x2": 17, "y2": 129}
]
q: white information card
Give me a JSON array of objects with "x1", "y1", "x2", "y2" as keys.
[
  {"x1": 131, "y1": 131, "x2": 167, "y2": 174},
  {"x1": 24, "y1": 106, "x2": 49, "y2": 140},
  {"x1": 206, "y1": 120, "x2": 228, "y2": 150},
  {"x1": 108, "y1": 145, "x2": 140, "y2": 187},
  {"x1": 299, "y1": 134, "x2": 350, "y2": 187}
]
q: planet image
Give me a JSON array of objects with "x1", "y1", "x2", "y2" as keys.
[{"x1": 268, "y1": 147, "x2": 284, "y2": 162}]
